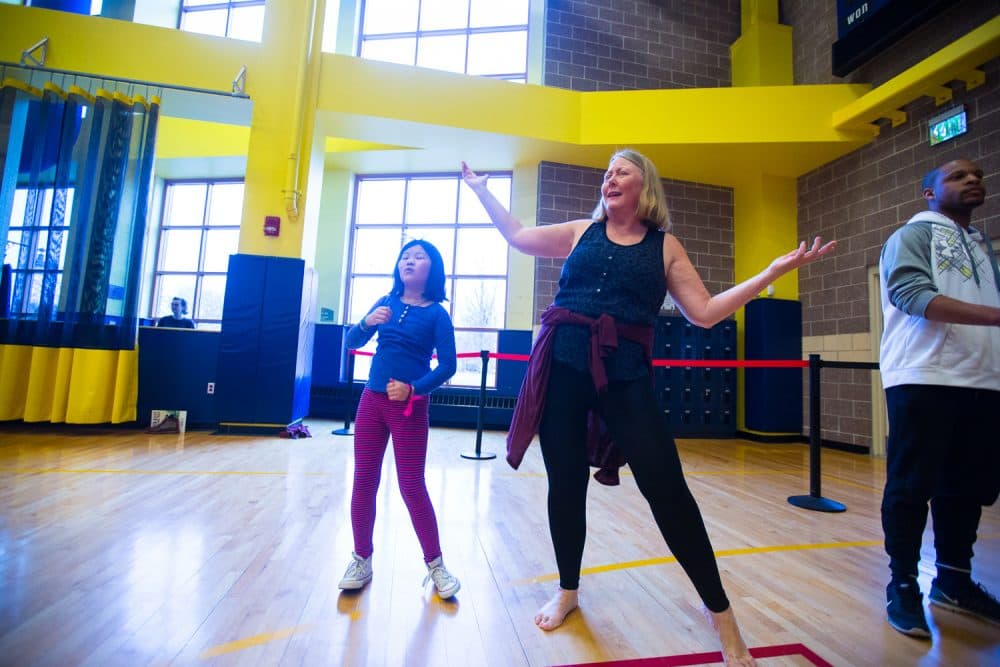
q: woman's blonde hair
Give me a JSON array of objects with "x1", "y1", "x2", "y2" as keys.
[{"x1": 591, "y1": 149, "x2": 671, "y2": 231}]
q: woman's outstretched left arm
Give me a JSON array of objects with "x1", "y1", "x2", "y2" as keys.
[{"x1": 666, "y1": 235, "x2": 836, "y2": 328}]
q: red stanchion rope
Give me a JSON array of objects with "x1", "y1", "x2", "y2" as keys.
[{"x1": 347, "y1": 349, "x2": 806, "y2": 367}]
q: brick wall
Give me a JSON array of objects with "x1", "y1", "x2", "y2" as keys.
[
  {"x1": 787, "y1": 1, "x2": 1000, "y2": 448},
  {"x1": 544, "y1": 0, "x2": 741, "y2": 91},
  {"x1": 535, "y1": 161, "x2": 734, "y2": 321},
  {"x1": 784, "y1": 0, "x2": 997, "y2": 86}
]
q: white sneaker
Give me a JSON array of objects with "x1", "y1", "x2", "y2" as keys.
[
  {"x1": 423, "y1": 556, "x2": 460, "y2": 599},
  {"x1": 338, "y1": 552, "x2": 372, "y2": 590}
]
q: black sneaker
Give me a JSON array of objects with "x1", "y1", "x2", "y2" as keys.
[
  {"x1": 929, "y1": 579, "x2": 1000, "y2": 626},
  {"x1": 886, "y1": 580, "x2": 930, "y2": 638}
]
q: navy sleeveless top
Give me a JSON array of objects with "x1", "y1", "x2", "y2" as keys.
[{"x1": 552, "y1": 222, "x2": 667, "y2": 380}]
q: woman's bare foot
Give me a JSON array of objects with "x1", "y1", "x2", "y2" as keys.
[
  {"x1": 534, "y1": 588, "x2": 579, "y2": 631},
  {"x1": 703, "y1": 606, "x2": 756, "y2": 667}
]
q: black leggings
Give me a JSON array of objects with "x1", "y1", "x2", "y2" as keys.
[{"x1": 538, "y1": 361, "x2": 729, "y2": 612}]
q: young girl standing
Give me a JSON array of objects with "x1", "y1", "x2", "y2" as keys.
[{"x1": 338, "y1": 239, "x2": 461, "y2": 599}]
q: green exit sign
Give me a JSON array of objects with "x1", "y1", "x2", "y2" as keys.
[{"x1": 928, "y1": 105, "x2": 967, "y2": 146}]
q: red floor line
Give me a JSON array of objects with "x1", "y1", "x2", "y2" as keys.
[{"x1": 554, "y1": 642, "x2": 833, "y2": 667}]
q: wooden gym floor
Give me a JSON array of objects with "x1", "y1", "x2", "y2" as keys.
[{"x1": 0, "y1": 421, "x2": 997, "y2": 666}]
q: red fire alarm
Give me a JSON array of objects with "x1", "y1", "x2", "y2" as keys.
[{"x1": 264, "y1": 216, "x2": 280, "y2": 236}]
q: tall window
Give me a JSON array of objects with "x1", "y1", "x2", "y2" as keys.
[
  {"x1": 178, "y1": 0, "x2": 265, "y2": 42},
  {"x1": 359, "y1": 0, "x2": 529, "y2": 82},
  {"x1": 348, "y1": 173, "x2": 511, "y2": 387},
  {"x1": 153, "y1": 181, "x2": 243, "y2": 330},
  {"x1": 3, "y1": 188, "x2": 72, "y2": 317}
]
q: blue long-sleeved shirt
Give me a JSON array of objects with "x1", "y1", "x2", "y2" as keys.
[{"x1": 344, "y1": 294, "x2": 457, "y2": 395}]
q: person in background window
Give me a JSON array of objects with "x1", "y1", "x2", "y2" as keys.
[
  {"x1": 337, "y1": 239, "x2": 460, "y2": 600},
  {"x1": 463, "y1": 152, "x2": 835, "y2": 667},
  {"x1": 156, "y1": 297, "x2": 196, "y2": 329}
]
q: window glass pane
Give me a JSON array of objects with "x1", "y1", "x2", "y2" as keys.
[
  {"x1": 467, "y1": 31, "x2": 527, "y2": 76},
  {"x1": 154, "y1": 275, "x2": 197, "y2": 320},
  {"x1": 416, "y1": 34, "x2": 467, "y2": 74},
  {"x1": 419, "y1": 0, "x2": 468, "y2": 31},
  {"x1": 182, "y1": 0, "x2": 221, "y2": 6},
  {"x1": 32, "y1": 230, "x2": 48, "y2": 269},
  {"x1": 165, "y1": 184, "x2": 207, "y2": 227},
  {"x1": 353, "y1": 228, "x2": 403, "y2": 274},
  {"x1": 360, "y1": 37, "x2": 417, "y2": 66},
  {"x1": 452, "y1": 278, "x2": 504, "y2": 328},
  {"x1": 452, "y1": 330, "x2": 497, "y2": 387},
  {"x1": 458, "y1": 175, "x2": 510, "y2": 223},
  {"x1": 363, "y1": 0, "x2": 419, "y2": 34},
  {"x1": 4, "y1": 229, "x2": 22, "y2": 266},
  {"x1": 203, "y1": 229, "x2": 239, "y2": 272},
  {"x1": 349, "y1": 276, "x2": 394, "y2": 323},
  {"x1": 8, "y1": 190, "x2": 27, "y2": 226},
  {"x1": 180, "y1": 9, "x2": 228, "y2": 37},
  {"x1": 229, "y1": 5, "x2": 265, "y2": 41},
  {"x1": 197, "y1": 275, "x2": 227, "y2": 321},
  {"x1": 405, "y1": 228, "x2": 454, "y2": 277},
  {"x1": 207, "y1": 183, "x2": 245, "y2": 226},
  {"x1": 455, "y1": 228, "x2": 507, "y2": 275},
  {"x1": 159, "y1": 229, "x2": 202, "y2": 271},
  {"x1": 53, "y1": 189, "x2": 74, "y2": 226},
  {"x1": 469, "y1": 0, "x2": 528, "y2": 27},
  {"x1": 23, "y1": 273, "x2": 43, "y2": 315},
  {"x1": 356, "y1": 180, "x2": 405, "y2": 225},
  {"x1": 405, "y1": 179, "x2": 457, "y2": 225}
]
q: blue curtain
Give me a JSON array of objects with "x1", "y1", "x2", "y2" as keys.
[{"x1": 0, "y1": 76, "x2": 159, "y2": 350}]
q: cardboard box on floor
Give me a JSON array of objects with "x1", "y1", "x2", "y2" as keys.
[{"x1": 149, "y1": 409, "x2": 187, "y2": 434}]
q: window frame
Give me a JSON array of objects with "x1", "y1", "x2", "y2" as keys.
[
  {"x1": 346, "y1": 171, "x2": 512, "y2": 387},
  {"x1": 151, "y1": 178, "x2": 243, "y2": 330},
  {"x1": 357, "y1": 0, "x2": 530, "y2": 82},
  {"x1": 177, "y1": 0, "x2": 266, "y2": 41},
  {"x1": 3, "y1": 187, "x2": 73, "y2": 318}
]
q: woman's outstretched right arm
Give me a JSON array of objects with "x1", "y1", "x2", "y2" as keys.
[{"x1": 461, "y1": 161, "x2": 587, "y2": 258}]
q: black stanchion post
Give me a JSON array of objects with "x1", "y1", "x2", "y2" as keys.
[
  {"x1": 332, "y1": 350, "x2": 356, "y2": 436},
  {"x1": 462, "y1": 349, "x2": 496, "y2": 460},
  {"x1": 788, "y1": 353, "x2": 846, "y2": 512}
]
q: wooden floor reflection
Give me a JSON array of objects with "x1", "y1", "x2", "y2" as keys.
[{"x1": 0, "y1": 421, "x2": 997, "y2": 666}]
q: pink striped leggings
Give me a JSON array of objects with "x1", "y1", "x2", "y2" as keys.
[{"x1": 350, "y1": 388, "x2": 441, "y2": 563}]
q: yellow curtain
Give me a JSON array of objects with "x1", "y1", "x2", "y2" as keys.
[{"x1": 0, "y1": 344, "x2": 137, "y2": 423}]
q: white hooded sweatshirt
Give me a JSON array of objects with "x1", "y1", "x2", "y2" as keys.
[{"x1": 879, "y1": 211, "x2": 1000, "y2": 391}]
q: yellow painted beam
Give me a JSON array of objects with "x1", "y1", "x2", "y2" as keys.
[
  {"x1": 0, "y1": 5, "x2": 255, "y2": 96},
  {"x1": 832, "y1": 16, "x2": 1000, "y2": 131},
  {"x1": 317, "y1": 54, "x2": 582, "y2": 144},
  {"x1": 324, "y1": 137, "x2": 413, "y2": 153},
  {"x1": 579, "y1": 85, "x2": 871, "y2": 145},
  {"x1": 157, "y1": 117, "x2": 250, "y2": 159}
]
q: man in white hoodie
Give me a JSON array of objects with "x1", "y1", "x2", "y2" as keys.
[{"x1": 879, "y1": 157, "x2": 1000, "y2": 638}]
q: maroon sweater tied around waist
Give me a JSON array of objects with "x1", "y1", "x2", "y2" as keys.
[{"x1": 505, "y1": 305, "x2": 654, "y2": 486}]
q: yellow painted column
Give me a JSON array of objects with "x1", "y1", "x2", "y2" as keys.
[
  {"x1": 730, "y1": 0, "x2": 792, "y2": 87},
  {"x1": 239, "y1": 0, "x2": 325, "y2": 259},
  {"x1": 730, "y1": 0, "x2": 798, "y2": 432},
  {"x1": 732, "y1": 172, "x2": 799, "y2": 432}
]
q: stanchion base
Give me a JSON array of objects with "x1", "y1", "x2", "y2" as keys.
[
  {"x1": 461, "y1": 451, "x2": 497, "y2": 460},
  {"x1": 331, "y1": 428, "x2": 353, "y2": 436},
  {"x1": 787, "y1": 495, "x2": 846, "y2": 513}
]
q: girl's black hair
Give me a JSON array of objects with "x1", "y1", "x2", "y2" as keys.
[{"x1": 390, "y1": 239, "x2": 447, "y2": 302}]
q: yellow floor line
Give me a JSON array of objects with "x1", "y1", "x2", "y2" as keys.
[
  {"x1": 200, "y1": 625, "x2": 309, "y2": 659},
  {"x1": 516, "y1": 533, "x2": 1000, "y2": 585},
  {"x1": 516, "y1": 539, "x2": 884, "y2": 585}
]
